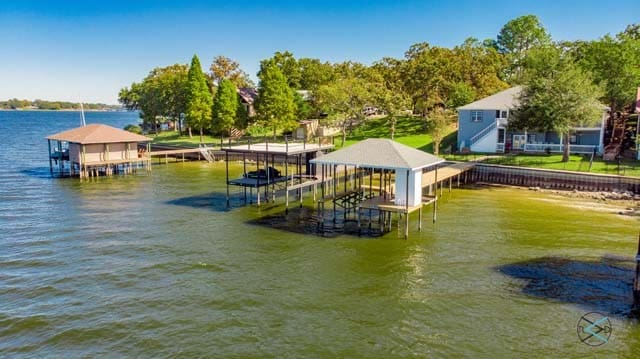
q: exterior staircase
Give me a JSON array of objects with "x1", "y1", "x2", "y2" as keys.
[
  {"x1": 229, "y1": 127, "x2": 245, "y2": 140},
  {"x1": 603, "y1": 114, "x2": 634, "y2": 161},
  {"x1": 466, "y1": 121, "x2": 498, "y2": 152}
]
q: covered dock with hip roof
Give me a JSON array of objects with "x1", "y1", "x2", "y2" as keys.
[
  {"x1": 46, "y1": 123, "x2": 152, "y2": 178},
  {"x1": 310, "y1": 138, "x2": 449, "y2": 239}
]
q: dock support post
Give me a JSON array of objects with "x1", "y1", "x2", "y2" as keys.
[
  {"x1": 634, "y1": 232, "x2": 640, "y2": 313},
  {"x1": 58, "y1": 141, "x2": 64, "y2": 176},
  {"x1": 225, "y1": 150, "x2": 230, "y2": 208},
  {"x1": 404, "y1": 169, "x2": 409, "y2": 240},
  {"x1": 433, "y1": 166, "x2": 438, "y2": 223},
  {"x1": 418, "y1": 207, "x2": 422, "y2": 231},
  {"x1": 48, "y1": 139, "x2": 53, "y2": 176},
  {"x1": 449, "y1": 177, "x2": 452, "y2": 193},
  {"x1": 333, "y1": 165, "x2": 337, "y2": 223},
  {"x1": 285, "y1": 153, "x2": 289, "y2": 214}
]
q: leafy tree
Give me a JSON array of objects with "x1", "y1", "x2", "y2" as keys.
[
  {"x1": 497, "y1": 15, "x2": 552, "y2": 82},
  {"x1": 371, "y1": 58, "x2": 410, "y2": 139},
  {"x1": 185, "y1": 54, "x2": 213, "y2": 143},
  {"x1": 298, "y1": 58, "x2": 335, "y2": 90},
  {"x1": 315, "y1": 77, "x2": 373, "y2": 146},
  {"x1": 577, "y1": 32, "x2": 640, "y2": 112},
  {"x1": 453, "y1": 37, "x2": 508, "y2": 98},
  {"x1": 211, "y1": 79, "x2": 240, "y2": 136},
  {"x1": 255, "y1": 63, "x2": 297, "y2": 136},
  {"x1": 426, "y1": 106, "x2": 455, "y2": 155},
  {"x1": 497, "y1": 15, "x2": 552, "y2": 54},
  {"x1": 293, "y1": 91, "x2": 313, "y2": 120},
  {"x1": 209, "y1": 55, "x2": 254, "y2": 88},
  {"x1": 259, "y1": 51, "x2": 301, "y2": 89},
  {"x1": 402, "y1": 43, "x2": 458, "y2": 116},
  {"x1": 447, "y1": 82, "x2": 476, "y2": 108},
  {"x1": 511, "y1": 49, "x2": 603, "y2": 162},
  {"x1": 119, "y1": 65, "x2": 188, "y2": 134}
]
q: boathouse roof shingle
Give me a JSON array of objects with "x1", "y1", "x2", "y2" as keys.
[
  {"x1": 47, "y1": 123, "x2": 151, "y2": 144},
  {"x1": 310, "y1": 138, "x2": 444, "y2": 170}
]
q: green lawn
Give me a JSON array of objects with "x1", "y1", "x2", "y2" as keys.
[
  {"x1": 151, "y1": 131, "x2": 221, "y2": 147},
  {"x1": 337, "y1": 115, "x2": 457, "y2": 153}
]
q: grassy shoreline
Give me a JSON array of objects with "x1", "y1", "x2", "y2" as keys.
[{"x1": 151, "y1": 115, "x2": 639, "y2": 177}]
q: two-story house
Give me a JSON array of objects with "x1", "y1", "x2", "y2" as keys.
[{"x1": 456, "y1": 86, "x2": 607, "y2": 154}]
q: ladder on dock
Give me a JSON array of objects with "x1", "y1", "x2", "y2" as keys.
[{"x1": 199, "y1": 145, "x2": 215, "y2": 162}]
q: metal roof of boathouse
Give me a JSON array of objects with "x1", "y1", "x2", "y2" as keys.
[{"x1": 310, "y1": 138, "x2": 444, "y2": 170}]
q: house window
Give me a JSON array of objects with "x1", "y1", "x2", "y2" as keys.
[
  {"x1": 498, "y1": 128, "x2": 506, "y2": 143},
  {"x1": 495, "y1": 110, "x2": 508, "y2": 118},
  {"x1": 527, "y1": 134, "x2": 536, "y2": 143},
  {"x1": 471, "y1": 111, "x2": 483, "y2": 122}
]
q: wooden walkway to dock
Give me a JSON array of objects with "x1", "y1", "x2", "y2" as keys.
[
  {"x1": 423, "y1": 161, "x2": 475, "y2": 187},
  {"x1": 149, "y1": 148, "x2": 206, "y2": 163}
]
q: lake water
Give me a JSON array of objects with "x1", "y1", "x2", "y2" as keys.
[{"x1": 1, "y1": 111, "x2": 639, "y2": 357}]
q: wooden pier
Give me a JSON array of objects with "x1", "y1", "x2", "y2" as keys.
[{"x1": 149, "y1": 147, "x2": 207, "y2": 163}]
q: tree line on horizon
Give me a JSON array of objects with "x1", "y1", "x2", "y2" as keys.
[
  {"x1": 118, "y1": 15, "x2": 640, "y2": 155},
  {"x1": 0, "y1": 99, "x2": 120, "y2": 111}
]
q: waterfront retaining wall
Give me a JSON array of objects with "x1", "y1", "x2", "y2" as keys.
[{"x1": 469, "y1": 163, "x2": 640, "y2": 194}]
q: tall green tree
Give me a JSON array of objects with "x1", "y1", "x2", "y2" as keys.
[
  {"x1": 212, "y1": 78, "x2": 239, "y2": 137},
  {"x1": 185, "y1": 55, "x2": 213, "y2": 143},
  {"x1": 497, "y1": 15, "x2": 552, "y2": 82},
  {"x1": 511, "y1": 48, "x2": 603, "y2": 162},
  {"x1": 402, "y1": 43, "x2": 458, "y2": 116},
  {"x1": 255, "y1": 63, "x2": 297, "y2": 136},
  {"x1": 371, "y1": 58, "x2": 410, "y2": 139}
]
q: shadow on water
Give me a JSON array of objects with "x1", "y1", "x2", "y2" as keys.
[
  {"x1": 165, "y1": 192, "x2": 246, "y2": 212},
  {"x1": 246, "y1": 206, "x2": 368, "y2": 238},
  {"x1": 497, "y1": 256, "x2": 637, "y2": 319},
  {"x1": 19, "y1": 167, "x2": 55, "y2": 179}
]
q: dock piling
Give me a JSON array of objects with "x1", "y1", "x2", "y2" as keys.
[{"x1": 634, "y1": 232, "x2": 640, "y2": 313}]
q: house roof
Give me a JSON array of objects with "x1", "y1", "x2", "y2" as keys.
[
  {"x1": 47, "y1": 123, "x2": 151, "y2": 144},
  {"x1": 310, "y1": 138, "x2": 444, "y2": 170},
  {"x1": 457, "y1": 86, "x2": 522, "y2": 110},
  {"x1": 237, "y1": 87, "x2": 259, "y2": 104}
]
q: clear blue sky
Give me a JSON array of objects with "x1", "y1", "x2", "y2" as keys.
[{"x1": 1, "y1": 0, "x2": 636, "y2": 104}]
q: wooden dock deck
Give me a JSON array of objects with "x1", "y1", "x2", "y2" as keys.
[{"x1": 422, "y1": 162, "x2": 475, "y2": 187}]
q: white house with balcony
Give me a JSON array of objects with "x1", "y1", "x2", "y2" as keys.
[{"x1": 456, "y1": 86, "x2": 607, "y2": 154}]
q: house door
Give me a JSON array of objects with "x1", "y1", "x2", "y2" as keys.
[{"x1": 513, "y1": 135, "x2": 526, "y2": 150}]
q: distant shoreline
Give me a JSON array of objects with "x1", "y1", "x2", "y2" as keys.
[{"x1": 0, "y1": 108, "x2": 129, "y2": 112}]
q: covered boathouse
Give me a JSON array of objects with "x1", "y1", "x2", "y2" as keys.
[
  {"x1": 46, "y1": 123, "x2": 152, "y2": 178},
  {"x1": 310, "y1": 138, "x2": 445, "y2": 239},
  {"x1": 221, "y1": 137, "x2": 334, "y2": 207}
]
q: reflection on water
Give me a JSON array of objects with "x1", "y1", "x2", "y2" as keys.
[{"x1": 1, "y1": 111, "x2": 639, "y2": 357}]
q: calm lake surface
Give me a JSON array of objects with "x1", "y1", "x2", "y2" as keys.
[{"x1": 1, "y1": 111, "x2": 639, "y2": 357}]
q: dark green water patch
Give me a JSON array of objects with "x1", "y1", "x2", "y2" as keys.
[{"x1": 497, "y1": 256, "x2": 635, "y2": 318}]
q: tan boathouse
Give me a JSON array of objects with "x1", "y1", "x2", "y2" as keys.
[{"x1": 47, "y1": 123, "x2": 152, "y2": 178}]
